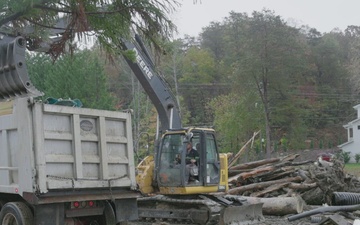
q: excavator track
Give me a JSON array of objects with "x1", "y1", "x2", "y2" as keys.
[{"x1": 129, "y1": 195, "x2": 264, "y2": 225}]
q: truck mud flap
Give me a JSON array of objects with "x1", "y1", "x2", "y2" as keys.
[
  {"x1": 0, "y1": 34, "x2": 42, "y2": 100},
  {"x1": 34, "y1": 203, "x2": 65, "y2": 225},
  {"x1": 115, "y1": 198, "x2": 139, "y2": 223},
  {"x1": 220, "y1": 203, "x2": 264, "y2": 225}
]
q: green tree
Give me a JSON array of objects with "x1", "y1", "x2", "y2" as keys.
[
  {"x1": 223, "y1": 10, "x2": 308, "y2": 157},
  {"x1": 302, "y1": 28, "x2": 356, "y2": 143},
  {"x1": 0, "y1": 0, "x2": 178, "y2": 58},
  {"x1": 27, "y1": 49, "x2": 115, "y2": 110},
  {"x1": 345, "y1": 26, "x2": 360, "y2": 93},
  {"x1": 159, "y1": 39, "x2": 192, "y2": 124},
  {"x1": 179, "y1": 46, "x2": 217, "y2": 126},
  {"x1": 209, "y1": 91, "x2": 263, "y2": 154},
  {"x1": 200, "y1": 21, "x2": 232, "y2": 97}
]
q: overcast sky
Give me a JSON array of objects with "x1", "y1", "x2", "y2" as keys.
[{"x1": 171, "y1": 0, "x2": 360, "y2": 37}]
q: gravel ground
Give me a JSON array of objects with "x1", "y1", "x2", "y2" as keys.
[
  {"x1": 129, "y1": 215, "x2": 317, "y2": 225},
  {"x1": 261, "y1": 215, "x2": 313, "y2": 225}
]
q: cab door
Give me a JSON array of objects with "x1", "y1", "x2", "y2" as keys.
[{"x1": 204, "y1": 132, "x2": 220, "y2": 186}]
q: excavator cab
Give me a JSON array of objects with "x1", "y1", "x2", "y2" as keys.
[
  {"x1": 136, "y1": 128, "x2": 265, "y2": 224},
  {"x1": 156, "y1": 128, "x2": 227, "y2": 194}
]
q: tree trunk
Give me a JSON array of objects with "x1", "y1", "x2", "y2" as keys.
[
  {"x1": 301, "y1": 187, "x2": 325, "y2": 205},
  {"x1": 229, "y1": 157, "x2": 280, "y2": 170},
  {"x1": 250, "y1": 183, "x2": 289, "y2": 197},
  {"x1": 265, "y1": 109, "x2": 271, "y2": 159},
  {"x1": 227, "y1": 176, "x2": 303, "y2": 195},
  {"x1": 242, "y1": 196, "x2": 305, "y2": 215},
  {"x1": 237, "y1": 166, "x2": 275, "y2": 181}
]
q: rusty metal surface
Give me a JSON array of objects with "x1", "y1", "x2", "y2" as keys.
[{"x1": 23, "y1": 189, "x2": 141, "y2": 205}]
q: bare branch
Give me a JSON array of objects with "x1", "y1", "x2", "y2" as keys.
[{"x1": 24, "y1": 17, "x2": 66, "y2": 32}]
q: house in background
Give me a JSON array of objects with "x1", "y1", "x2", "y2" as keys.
[{"x1": 338, "y1": 104, "x2": 360, "y2": 163}]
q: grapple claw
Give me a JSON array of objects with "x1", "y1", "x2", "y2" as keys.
[{"x1": 0, "y1": 34, "x2": 43, "y2": 100}]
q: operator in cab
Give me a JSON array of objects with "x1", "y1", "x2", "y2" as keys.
[
  {"x1": 185, "y1": 142, "x2": 199, "y2": 165},
  {"x1": 185, "y1": 142, "x2": 199, "y2": 184},
  {"x1": 174, "y1": 141, "x2": 200, "y2": 184}
]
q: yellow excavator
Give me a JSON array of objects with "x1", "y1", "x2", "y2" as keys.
[{"x1": 123, "y1": 35, "x2": 264, "y2": 225}]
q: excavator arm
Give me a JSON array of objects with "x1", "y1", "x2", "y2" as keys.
[{"x1": 120, "y1": 35, "x2": 182, "y2": 132}]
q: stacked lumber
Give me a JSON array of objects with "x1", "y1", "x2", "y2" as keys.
[{"x1": 227, "y1": 153, "x2": 360, "y2": 206}]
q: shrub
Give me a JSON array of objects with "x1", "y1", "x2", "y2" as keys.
[
  {"x1": 336, "y1": 150, "x2": 351, "y2": 163},
  {"x1": 355, "y1": 154, "x2": 360, "y2": 163},
  {"x1": 342, "y1": 151, "x2": 351, "y2": 164}
]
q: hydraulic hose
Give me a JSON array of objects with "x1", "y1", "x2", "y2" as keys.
[{"x1": 287, "y1": 204, "x2": 360, "y2": 221}]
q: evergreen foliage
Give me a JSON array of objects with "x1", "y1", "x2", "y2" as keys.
[
  {"x1": 0, "y1": 0, "x2": 178, "y2": 59},
  {"x1": 27, "y1": 49, "x2": 115, "y2": 110}
]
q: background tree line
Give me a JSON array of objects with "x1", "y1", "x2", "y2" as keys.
[{"x1": 27, "y1": 9, "x2": 360, "y2": 159}]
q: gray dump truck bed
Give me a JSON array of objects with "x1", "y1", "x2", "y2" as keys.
[{"x1": 0, "y1": 97, "x2": 136, "y2": 195}]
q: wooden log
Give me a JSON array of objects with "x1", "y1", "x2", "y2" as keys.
[
  {"x1": 237, "y1": 166, "x2": 275, "y2": 181},
  {"x1": 261, "y1": 169, "x2": 296, "y2": 181},
  {"x1": 229, "y1": 157, "x2": 280, "y2": 171},
  {"x1": 228, "y1": 174, "x2": 241, "y2": 185},
  {"x1": 301, "y1": 187, "x2": 324, "y2": 205},
  {"x1": 281, "y1": 188, "x2": 295, "y2": 197},
  {"x1": 242, "y1": 195, "x2": 305, "y2": 216},
  {"x1": 250, "y1": 183, "x2": 289, "y2": 197},
  {"x1": 280, "y1": 154, "x2": 300, "y2": 162},
  {"x1": 257, "y1": 166, "x2": 294, "y2": 179},
  {"x1": 291, "y1": 160, "x2": 314, "y2": 166},
  {"x1": 271, "y1": 160, "x2": 293, "y2": 168},
  {"x1": 227, "y1": 176, "x2": 303, "y2": 195},
  {"x1": 288, "y1": 182, "x2": 317, "y2": 190},
  {"x1": 228, "y1": 169, "x2": 253, "y2": 177},
  {"x1": 228, "y1": 130, "x2": 260, "y2": 168},
  {"x1": 296, "y1": 169, "x2": 310, "y2": 181}
]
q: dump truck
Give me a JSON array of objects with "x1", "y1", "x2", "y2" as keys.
[{"x1": 0, "y1": 35, "x2": 140, "y2": 225}]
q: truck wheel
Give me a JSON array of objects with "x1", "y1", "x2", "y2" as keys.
[
  {"x1": 101, "y1": 201, "x2": 116, "y2": 225},
  {"x1": 0, "y1": 202, "x2": 33, "y2": 225}
]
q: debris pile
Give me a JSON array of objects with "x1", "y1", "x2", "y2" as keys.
[
  {"x1": 227, "y1": 152, "x2": 360, "y2": 224},
  {"x1": 227, "y1": 153, "x2": 360, "y2": 205}
]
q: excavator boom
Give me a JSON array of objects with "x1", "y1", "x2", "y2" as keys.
[{"x1": 121, "y1": 35, "x2": 182, "y2": 132}]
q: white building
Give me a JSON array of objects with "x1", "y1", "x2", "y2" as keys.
[{"x1": 338, "y1": 104, "x2": 360, "y2": 163}]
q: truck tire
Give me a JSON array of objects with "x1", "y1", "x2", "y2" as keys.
[
  {"x1": 0, "y1": 202, "x2": 33, "y2": 225},
  {"x1": 102, "y1": 201, "x2": 116, "y2": 225}
]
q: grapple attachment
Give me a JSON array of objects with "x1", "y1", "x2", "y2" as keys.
[{"x1": 0, "y1": 34, "x2": 43, "y2": 100}]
